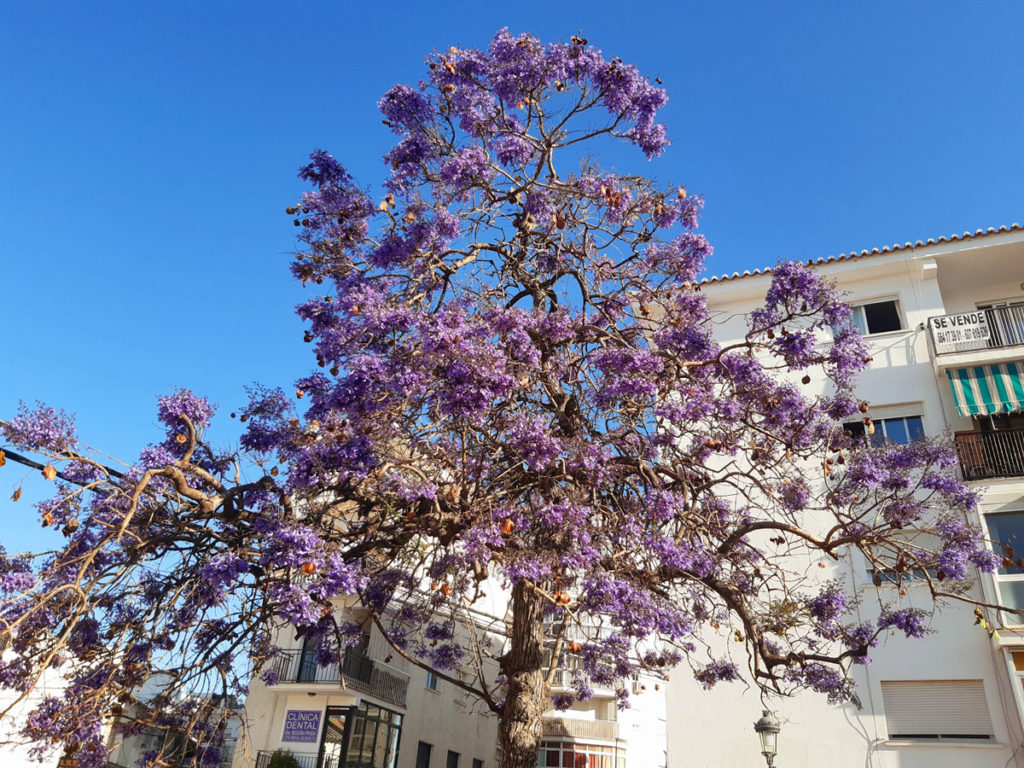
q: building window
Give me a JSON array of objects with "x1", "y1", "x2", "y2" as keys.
[
  {"x1": 843, "y1": 415, "x2": 924, "y2": 447},
  {"x1": 446, "y1": 751, "x2": 460, "y2": 768},
  {"x1": 880, "y1": 680, "x2": 993, "y2": 740},
  {"x1": 472, "y1": 760, "x2": 484, "y2": 768},
  {"x1": 1008, "y1": 650, "x2": 1024, "y2": 698},
  {"x1": 416, "y1": 742, "x2": 433, "y2": 768},
  {"x1": 538, "y1": 741, "x2": 624, "y2": 768},
  {"x1": 844, "y1": 299, "x2": 903, "y2": 335},
  {"x1": 425, "y1": 670, "x2": 440, "y2": 691},
  {"x1": 867, "y1": 528, "x2": 941, "y2": 583},
  {"x1": 984, "y1": 511, "x2": 1024, "y2": 623},
  {"x1": 338, "y1": 702, "x2": 403, "y2": 768}
]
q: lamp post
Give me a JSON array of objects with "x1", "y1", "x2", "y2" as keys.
[{"x1": 753, "y1": 710, "x2": 781, "y2": 767}]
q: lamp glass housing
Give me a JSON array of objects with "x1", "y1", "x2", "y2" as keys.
[{"x1": 753, "y1": 710, "x2": 780, "y2": 762}]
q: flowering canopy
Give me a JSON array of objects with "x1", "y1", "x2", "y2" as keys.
[{"x1": 0, "y1": 30, "x2": 1000, "y2": 768}]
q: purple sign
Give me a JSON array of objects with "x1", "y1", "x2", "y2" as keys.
[{"x1": 282, "y1": 709, "x2": 322, "y2": 743}]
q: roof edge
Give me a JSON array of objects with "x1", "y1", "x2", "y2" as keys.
[{"x1": 701, "y1": 223, "x2": 1024, "y2": 285}]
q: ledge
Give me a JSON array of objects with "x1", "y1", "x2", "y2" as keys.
[{"x1": 881, "y1": 740, "x2": 1006, "y2": 750}]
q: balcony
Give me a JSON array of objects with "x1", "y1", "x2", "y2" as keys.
[
  {"x1": 929, "y1": 302, "x2": 1024, "y2": 356},
  {"x1": 256, "y1": 751, "x2": 321, "y2": 768},
  {"x1": 268, "y1": 649, "x2": 408, "y2": 707},
  {"x1": 542, "y1": 717, "x2": 620, "y2": 740},
  {"x1": 954, "y1": 428, "x2": 1024, "y2": 480}
]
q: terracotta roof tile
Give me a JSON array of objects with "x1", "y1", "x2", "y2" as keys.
[{"x1": 701, "y1": 223, "x2": 1024, "y2": 284}]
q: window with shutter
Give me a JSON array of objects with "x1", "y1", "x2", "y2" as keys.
[{"x1": 880, "y1": 680, "x2": 993, "y2": 740}]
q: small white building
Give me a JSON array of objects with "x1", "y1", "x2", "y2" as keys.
[
  {"x1": 667, "y1": 224, "x2": 1024, "y2": 768},
  {"x1": 231, "y1": 598, "x2": 668, "y2": 768}
]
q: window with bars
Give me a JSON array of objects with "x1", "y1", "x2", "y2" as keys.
[{"x1": 880, "y1": 680, "x2": 993, "y2": 740}]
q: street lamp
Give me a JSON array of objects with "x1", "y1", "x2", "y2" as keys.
[{"x1": 753, "y1": 710, "x2": 781, "y2": 767}]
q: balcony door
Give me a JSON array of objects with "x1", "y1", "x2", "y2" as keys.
[{"x1": 298, "y1": 636, "x2": 320, "y2": 683}]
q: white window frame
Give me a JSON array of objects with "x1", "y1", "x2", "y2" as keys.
[
  {"x1": 982, "y1": 510, "x2": 1024, "y2": 627},
  {"x1": 851, "y1": 296, "x2": 909, "y2": 335},
  {"x1": 425, "y1": 669, "x2": 440, "y2": 691},
  {"x1": 844, "y1": 414, "x2": 926, "y2": 447},
  {"x1": 1004, "y1": 649, "x2": 1024, "y2": 733},
  {"x1": 833, "y1": 296, "x2": 905, "y2": 338},
  {"x1": 537, "y1": 740, "x2": 624, "y2": 768}
]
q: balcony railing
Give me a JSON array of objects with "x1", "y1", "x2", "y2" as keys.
[
  {"x1": 929, "y1": 302, "x2": 1024, "y2": 355},
  {"x1": 542, "y1": 717, "x2": 619, "y2": 740},
  {"x1": 268, "y1": 649, "x2": 408, "y2": 707},
  {"x1": 954, "y1": 428, "x2": 1024, "y2": 480},
  {"x1": 255, "y1": 750, "x2": 321, "y2": 768}
]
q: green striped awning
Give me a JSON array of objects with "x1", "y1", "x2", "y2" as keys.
[{"x1": 946, "y1": 363, "x2": 1024, "y2": 417}]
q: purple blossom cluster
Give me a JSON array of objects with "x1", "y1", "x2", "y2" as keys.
[{"x1": 3, "y1": 401, "x2": 78, "y2": 453}]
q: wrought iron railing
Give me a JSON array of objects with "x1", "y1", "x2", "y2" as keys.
[
  {"x1": 255, "y1": 750, "x2": 320, "y2": 768},
  {"x1": 954, "y1": 428, "x2": 1024, "y2": 480},
  {"x1": 268, "y1": 649, "x2": 408, "y2": 706},
  {"x1": 929, "y1": 301, "x2": 1024, "y2": 355},
  {"x1": 542, "y1": 717, "x2": 619, "y2": 740}
]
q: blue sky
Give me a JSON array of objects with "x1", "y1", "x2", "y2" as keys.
[{"x1": 2, "y1": 1, "x2": 1022, "y2": 551}]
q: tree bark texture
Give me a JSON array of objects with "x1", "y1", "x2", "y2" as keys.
[{"x1": 498, "y1": 581, "x2": 548, "y2": 768}]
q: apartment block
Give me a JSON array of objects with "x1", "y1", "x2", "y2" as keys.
[{"x1": 666, "y1": 225, "x2": 1024, "y2": 768}]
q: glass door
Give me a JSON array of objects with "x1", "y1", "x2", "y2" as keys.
[{"x1": 318, "y1": 707, "x2": 350, "y2": 768}]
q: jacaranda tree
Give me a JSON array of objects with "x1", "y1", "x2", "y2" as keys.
[{"x1": 0, "y1": 29, "x2": 1002, "y2": 768}]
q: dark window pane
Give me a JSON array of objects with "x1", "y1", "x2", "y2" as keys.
[
  {"x1": 447, "y1": 751, "x2": 460, "y2": 768},
  {"x1": 546, "y1": 749, "x2": 560, "y2": 767},
  {"x1": 863, "y1": 301, "x2": 901, "y2": 333},
  {"x1": 986, "y1": 512, "x2": 1024, "y2": 574},
  {"x1": 416, "y1": 742, "x2": 433, "y2": 768},
  {"x1": 473, "y1": 760, "x2": 484, "y2": 768}
]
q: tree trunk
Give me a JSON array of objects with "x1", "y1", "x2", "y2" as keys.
[{"x1": 498, "y1": 581, "x2": 548, "y2": 768}]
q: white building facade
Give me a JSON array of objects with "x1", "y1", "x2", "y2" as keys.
[
  {"x1": 666, "y1": 225, "x2": 1024, "y2": 768},
  {"x1": 231, "y1": 601, "x2": 668, "y2": 768}
]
